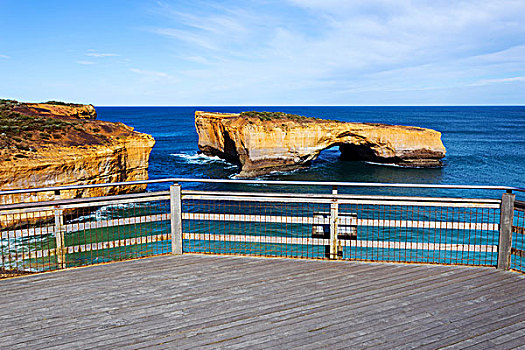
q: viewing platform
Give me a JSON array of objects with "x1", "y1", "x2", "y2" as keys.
[
  {"x1": 2, "y1": 254, "x2": 525, "y2": 349},
  {"x1": 2, "y1": 179, "x2": 525, "y2": 348}
]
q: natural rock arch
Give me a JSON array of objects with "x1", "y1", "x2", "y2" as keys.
[{"x1": 195, "y1": 111, "x2": 446, "y2": 177}]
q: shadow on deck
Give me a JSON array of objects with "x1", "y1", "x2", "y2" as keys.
[{"x1": 1, "y1": 255, "x2": 525, "y2": 349}]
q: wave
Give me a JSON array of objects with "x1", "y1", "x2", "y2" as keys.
[
  {"x1": 365, "y1": 161, "x2": 406, "y2": 168},
  {"x1": 364, "y1": 161, "x2": 442, "y2": 169},
  {"x1": 171, "y1": 152, "x2": 225, "y2": 164},
  {"x1": 230, "y1": 167, "x2": 305, "y2": 179},
  {"x1": 69, "y1": 202, "x2": 139, "y2": 223},
  {"x1": 170, "y1": 152, "x2": 237, "y2": 168}
]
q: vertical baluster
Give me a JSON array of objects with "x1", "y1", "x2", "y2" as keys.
[
  {"x1": 170, "y1": 184, "x2": 183, "y2": 255},
  {"x1": 497, "y1": 191, "x2": 515, "y2": 270}
]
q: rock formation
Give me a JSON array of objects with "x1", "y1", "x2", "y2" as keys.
[
  {"x1": 0, "y1": 100, "x2": 155, "y2": 228},
  {"x1": 195, "y1": 111, "x2": 446, "y2": 177},
  {"x1": 15, "y1": 102, "x2": 98, "y2": 120}
]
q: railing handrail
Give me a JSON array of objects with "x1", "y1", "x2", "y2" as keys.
[
  {"x1": 0, "y1": 190, "x2": 502, "y2": 214},
  {"x1": 0, "y1": 177, "x2": 524, "y2": 195}
]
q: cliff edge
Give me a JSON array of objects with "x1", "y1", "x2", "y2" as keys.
[
  {"x1": 195, "y1": 111, "x2": 446, "y2": 177},
  {"x1": 0, "y1": 99, "x2": 155, "y2": 226}
]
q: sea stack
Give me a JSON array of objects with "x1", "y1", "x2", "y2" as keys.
[{"x1": 195, "y1": 111, "x2": 446, "y2": 177}]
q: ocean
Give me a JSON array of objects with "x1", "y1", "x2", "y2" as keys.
[
  {"x1": 97, "y1": 106, "x2": 525, "y2": 199},
  {"x1": 5, "y1": 106, "x2": 525, "y2": 270}
]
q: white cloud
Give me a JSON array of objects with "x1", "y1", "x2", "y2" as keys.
[
  {"x1": 130, "y1": 68, "x2": 170, "y2": 78},
  {"x1": 470, "y1": 76, "x2": 525, "y2": 87},
  {"x1": 150, "y1": 1, "x2": 525, "y2": 101},
  {"x1": 22, "y1": 0, "x2": 518, "y2": 105},
  {"x1": 76, "y1": 60, "x2": 96, "y2": 65},
  {"x1": 184, "y1": 56, "x2": 213, "y2": 64},
  {"x1": 151, "y1": 28, "x2": 219, "y2": 51},
  {"x1": 0, "y1": 54, "x2": 9, "y2": 59},
  {"x1": 86, "y1": 52, "x2": 119, "y2": 58}
]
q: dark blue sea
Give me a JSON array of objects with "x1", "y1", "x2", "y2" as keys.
[{"x1": 97, "y1": 106, "x2": 525, "y2": 200}]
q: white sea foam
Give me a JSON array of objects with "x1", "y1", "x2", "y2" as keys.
[
  {"x1": 365, "y1": 161, "x2": 438, "y2": 169},
  {"x1": 258, "y1": 168, "x2": 304, "y2": 178},
  {"x1": 70, "y1": 202, "x2": 138, "y2": 223},
  {"x1": 365, "y1": 161, "x2": 406, "y2": 168},
  {"x1": 230, "y1": 167, "x2": 304, "y2": 179},
  {"x1": 171, "y1": 152, "x2": 236, "y2": 168}
]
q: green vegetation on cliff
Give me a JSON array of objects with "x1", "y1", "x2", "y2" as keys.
[
  {"x1": 238, "y1": 111, "x2": 335, "y2": 123},
  {"x1": 43, "y1": 100, "x2": 85, "y2": 107},
  {"x1": 0, "y1": 99, "x2": 110, "y2": 160},
  {"x1": 240, "y1": 111, "x2": 310, "y2": 121}
]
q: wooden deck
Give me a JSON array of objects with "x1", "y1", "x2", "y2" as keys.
[{"x1": 1, "y1": 255, "x2": 525, "y2": 349}]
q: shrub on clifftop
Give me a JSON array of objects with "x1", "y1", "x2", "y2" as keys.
[{"x1": 240, "y1": 111, "x2": 311, "y2": 122}]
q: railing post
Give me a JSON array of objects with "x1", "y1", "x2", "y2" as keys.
[
  {"x1": 330, "y1": 186, "x2": 340, "y2": 260},
  {"x1": 497, "y1": 192, "x2": 515, "y2": 270},
  {"x1": 54, "y1": 190, "x2": 66, "y2": 269},
  {"x1": 170, "y1": 183, "x2": 183, "y2": 255}
]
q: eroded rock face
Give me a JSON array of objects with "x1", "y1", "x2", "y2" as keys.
[
  {"x1": 14, "y1": 103, "x2": 98, "y2": 120},
  {"x1": 195, "y1": 111, "x2": 446, "y2": 177},
  {"x1": 0, "y1": 101, "x2": 155, "y2": 228}
]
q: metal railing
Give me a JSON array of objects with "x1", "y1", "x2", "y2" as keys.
[
  {"x1": 512, "y1": 200, "x2": 525, "y2": 273},
  {"x1": 1, "y1": 179, "x2": 524, "y2": 277}
]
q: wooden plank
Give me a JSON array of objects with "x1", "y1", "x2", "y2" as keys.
[
  {"x1": 0, "y1": 259, "x2": 388, "y2": 346},
  {"x1": 133, "y1": 268, "x2": 501, "y2": 349},
  {"x1": 385, "y1": 314, "x2": 525, "y2": 350},
  {"x1": 351, "y1": 285, "x2": 525, "y2": 349},
  {"x1": 0, "y1": 255, "x2": 336, "y2": 324},
  {"x1": 0, "y1": 257, "x2": 406, "y2": 320},
  {"x1": 416, "y1": 314, "x2": 525, "y2": 350},
  {"x1": 156, "y1": 269, "x2": 495, "y2": 349},
  {"x1": 0, "y1": 255, "x2": 288, "y2": 308},
  {"x1": 84, "y1": 266, "x2": 478, "y2": 350},
  {"x1": 2, "y1": 255, "x2": 524, "y2": 350},
  {"x1": 253, "y1": 273, "x2": 525, "y2": 350},
  {"x1": 4, "y1": 262, "x2": 431, "y2": 348}
]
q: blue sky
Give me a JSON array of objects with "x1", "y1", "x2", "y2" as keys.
[{"x1": 1, "y1": 0, "x2": 524, "y2": 106}]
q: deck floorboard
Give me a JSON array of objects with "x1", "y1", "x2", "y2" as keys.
[{"x1": 1, "y1": 254, "x2": 525, "y2": 349}]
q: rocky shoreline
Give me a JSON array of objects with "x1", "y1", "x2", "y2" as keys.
[{"x1": 0, "y1": 100, "x2": 155, "y2": 227}]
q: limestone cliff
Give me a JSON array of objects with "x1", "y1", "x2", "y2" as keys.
[
  {"x1": 195, "y1": 111, "x2": 446, "y2": 177},
  {"x1": 16, "y1": 102, "x2": 98, "y2": 120},
  {"x1": 0, "y1": 100, "x2": 155, "y2": 227}
]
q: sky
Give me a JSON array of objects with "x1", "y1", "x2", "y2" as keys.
[{"x1": 0, "y1": 0, "x2": 524, "y2": 106}]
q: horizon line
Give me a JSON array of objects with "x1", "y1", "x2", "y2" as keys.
[{"x1": 93, "y1": 104, "x2": 525, "y2": 107}]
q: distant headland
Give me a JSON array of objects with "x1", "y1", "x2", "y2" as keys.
[
  {"x1": 0, "y1": 99, "x2": 155, "y2": 225},
  {"x1": 195, "y1": 111, "x2": 446, "y2": 177}
]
